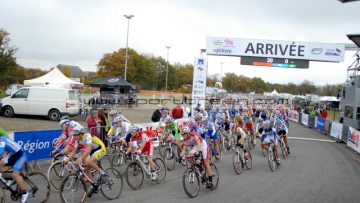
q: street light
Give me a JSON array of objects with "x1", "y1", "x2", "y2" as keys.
[
  {"x1": 124, "y1": 14, "x2": 134, "y2": 81},
  {"x1": 220, "y1": 62, "x2": 223, "y2": 81},
  {"x1": 165, "y1": 46, "x2": 171, "y2": 92}
]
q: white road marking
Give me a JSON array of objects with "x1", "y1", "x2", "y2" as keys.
[{"x1": 288, "y1": 137, "x2": 336, "y2": 143}]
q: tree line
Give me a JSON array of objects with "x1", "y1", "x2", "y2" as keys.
[{"x1": 0, "y1": 27, "x2": 342, "y2": 97}]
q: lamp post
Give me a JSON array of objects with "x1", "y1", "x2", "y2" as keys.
[
  {"x1": 220, "y1": 62, "x2": 223, "y2": 81},
  {"x1": 124, "y1": 14, "x2": 134, "y2": 81},
  {"x1": 165, "y1": 46, "x2": 171, "y2": 92}
]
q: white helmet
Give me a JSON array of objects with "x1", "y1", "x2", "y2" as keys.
[
  {"x1": 113, "y1": 116, "x2": 123, "y2": 123},
  {"x1": 164, "y1": 116, "x2": 173, "y2": 123},
  {"x1": 72, "y1": 125, "x2": 84, "y2": 135},
  {"x1": 181, "y1": 126, "x2": 191, "y2": 134},
  {"x1": 109, "y1": 110, "x2": 118, "y2": 116}
]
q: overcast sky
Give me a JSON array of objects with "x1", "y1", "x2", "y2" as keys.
[{"x1": 1, "y1": 0, "x2": 359, "y2": 85}]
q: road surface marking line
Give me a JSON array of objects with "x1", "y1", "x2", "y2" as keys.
[{"x1": 288, "y1": 137, "x2": 335, "y2": 143}]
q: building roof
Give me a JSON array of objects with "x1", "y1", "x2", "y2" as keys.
[
  {"x1": 57, "y1": 64, "x2": 86, "y2": 77},
  {"x1": 90, "y1": 76, "x2": 135, "y2": 89}
]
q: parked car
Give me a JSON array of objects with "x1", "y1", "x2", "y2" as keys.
[
  {"x1": 0, "y1": 87, "x2": 80, "y2": 121},
  {"x1": 5, "y1": 84, "x2": 24, "y2": 96}
]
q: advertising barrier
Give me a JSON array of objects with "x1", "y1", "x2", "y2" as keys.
[
  {"x1": 301, "y1": 114, "x2": 309, "y2": 126},
  {"x1": 347, "y1": 127, "x2": 360, "y2": 153},
  {"x1": 12, "y1": 129, "x2": 61, "y2": 161},
  {"x1": 316, "y1": 118, "x2": 325, "y2": 132},
  {"x1": 330, "y1": 122, "x2": 343, "y2": 140}
]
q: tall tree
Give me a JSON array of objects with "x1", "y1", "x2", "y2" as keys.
[
  {"x1": 0, "y1": 28, "x2": 17, "y2": 75},
  {"x1": 222, "y1": 73, "x2": 238, "y2": 92}
]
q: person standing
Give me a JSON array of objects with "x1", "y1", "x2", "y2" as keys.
[
  {"x1": 87, "y1": 109, "x2": 104, "y2": 139},
  {"x1": 321, "y1": 106, "x2": 328, "y2": 119}
]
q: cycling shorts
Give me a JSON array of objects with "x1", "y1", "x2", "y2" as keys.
[
  {"x1": 258, "y1": 128, "x2": 264, "y2": 134},
  {"x1": 277, "y1": 130, "x2": 287, "y2": 136},
  {"x1": 90, "y1": 146, "x2": 106, "y2": 161},
  {"x1": 141, "y1": 141, "x2": 154, "y2": 156},
  {"x1": 4, "y1": 150, "x2": 27, "y2": 172},
  {"x1": 125, "y1": 133, "x2": 132, "y2": 143},
  {"x1": 261, "y1": 133, "x2": 277, "y2": 145}
]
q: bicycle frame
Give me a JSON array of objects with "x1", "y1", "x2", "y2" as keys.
[
  {"x1": 0, "y1": 171, "x2": 38, "y2": 201},
  {"x1": 134, "y1": 154, "x2": 153, "y2": 176}
]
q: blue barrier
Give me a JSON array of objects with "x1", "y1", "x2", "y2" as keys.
[
  {"x1": 13, "y1": 129, "x2": 61, "y2": 161},
  {"x1": 316, "y1": 118, "x2": 325, "y2": 132}
]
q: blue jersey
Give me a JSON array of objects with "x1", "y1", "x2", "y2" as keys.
[{"x1": 0, "y1": 136, "x2": 21, "y2": 155}]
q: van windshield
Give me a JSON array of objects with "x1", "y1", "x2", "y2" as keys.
[{"x1": 68, "y1": 90, "x2": 76, "y2": 100}]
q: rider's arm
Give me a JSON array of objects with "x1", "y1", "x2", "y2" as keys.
[
  {"x1": 66, "y1": 144, "x2": 78, "y2": 161},
  {"x1": 79, "y1": 144, "x2": 92, "y2": 162},
  {"x1": 196, "y1": 138, "x2": 202, "y2": 153}
]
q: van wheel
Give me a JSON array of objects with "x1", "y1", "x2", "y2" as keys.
[
  {"x1": 2, "y1": 106, "x2": 14, "y2": 118},
  {"x1": 49, "y1": 109, "x2": 60, "y2": 121}
]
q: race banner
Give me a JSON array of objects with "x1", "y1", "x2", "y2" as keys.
[
  {"x1": 289, "y1": 110, "x2": 299, "y2": 122},
  {"x1": 301, "y1": 113, "x2": 309, "y2": 126},
  {"x1": 191, "y1": 57, "x2": 207, "y2": 115},
  {"x1": 330, "y1": 122, "x2": 343, "y2": 140},
  {"x1": 316, "y1": 117, "x2": 325, "y2": 132},
  {"x1": 347, "y1": 127, "x2": 360, "y2": 154}
]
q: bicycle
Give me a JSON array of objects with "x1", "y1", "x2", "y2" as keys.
[
  {"x1": 163, "y1": 141, "x2": 186, "y2": 171},
  {"x1": 59, "y1": 164, "x2": 123, "y2": 203},
  {"x1": 125, "y1": 153, "x2": 167, "y2": 190},
  {"x1": 219, "y1": 129, "x2": 235, "y2": 154},
  {"x1": 205, "y1": 135, "x2": 221, "y2": 162},
  {"x1": 182, "y1": 153, "x2": 219, "y2": 198},
  {"x1": 0, "y1": 170, "x2": 51, "y2": 202},
  {"x1": 232, "y1": 144, "x2": 252, "y2": 175},
  {"x1": 245, "y1": 129, "x2": 255, "y2": 150},
  {"x1": 110, "y1": 145, "x2": 131, "y2": 176},
  {"x1": 278, "y1": 134, "x2": 288, "y2": 159},
  {"x1": 267, "y1": 141, "x2": 280, "y2": 172}
]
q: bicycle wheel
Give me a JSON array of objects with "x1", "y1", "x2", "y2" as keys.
[
  {"x1": 247, "y1": 135, "x2": 254, "y2": 150},
  {"x1": 111, "y1": 153, "x2": 128, "y2": 176},
  {"x1": 25, "y1": 172, "x2": 51, "y2": 203},
  {"x1": 232, "y1": 151, "x2": 242, "y2": 175},
  {"x1": 158, "y1": 142, "x2": 167, "y2": 158},
  {"x1": 262, "y1": 146, "x2": 267, "y2": 157},
  {"x1": 164, "y1": 148, "x2": 176, "y2": 171},
  {"x1": 60, "y1": 174, "x2": 87, "y2": 203},
  {"x1": 101, "y1": 168, "x2": 123, "y2": 200},
  {"x1": 182, "y1": 168, "x2": 200, "y2": 198},
  {"x1": 125, "y1": 162, "x2": 144, "y2": 190},
  {"x1": 0, "y1": 187, "x2": 5, "y2": 203},
  {"x1": 268, "y1": 148, "x2": 276, "y2": 172},
  {"x1": 48, "y1": 161, "x2": 71, "y2": 192},
  {"x1": 154, "y1": 158, "x2": 167, "y2": 184},
  {"x1": 245, "y1": 150, "x2": 252, "y2": 170},
  {"x1": 210, "y1": 163, "x2": 219, "y2": 190}
]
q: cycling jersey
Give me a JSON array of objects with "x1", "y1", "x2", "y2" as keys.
[
  {"x1": 55, "y1": 120, "x2": 82, "y2": 150},
  {"x1": 130, "y1": 131, "x2": 154, "y2": 156},
  {"x1": 75, "y1": 133, "x2": 105, "y2": 150},
  {"x1": 0, "y1": 136, "x2": 26, "y2": 172},
  {"x1": 164, "y1": 122, "x2": 182, "y2": 140},
  {"x1": 205, "y1": 122, "x2": 218, "y2": 141},
  {"x1": 261, "y1": 128, "x2": 278, "y2": 144},
  {"x1": 183, "y1": 132, "x2": 208, "y2": 160}
]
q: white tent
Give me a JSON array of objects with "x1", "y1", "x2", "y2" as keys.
[
  {"x1": 319, "y1": 96, "x2": 340, "y2": 102},
  {"x1": 24, "y1": 68, "x2": 83, "y2": 88},
  {"x1": 271, "y1": 89, "x2": 279, "y2": 96}
]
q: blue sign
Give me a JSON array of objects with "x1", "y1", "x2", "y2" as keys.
[
  {"x1": 14, "y1": 129, "x2": 61, "y2": 161},
  {"x1": 316, "y1": 118, "x2": 325, "y2": 132}
]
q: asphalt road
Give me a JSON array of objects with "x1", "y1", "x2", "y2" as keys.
[{"x1": 22, "y1": 121, "x2": 360, "y2": 203}]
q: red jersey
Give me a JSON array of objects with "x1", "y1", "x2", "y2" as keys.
[{"x1": 183, "y1": 132, "x2": 203, "y2": 147}]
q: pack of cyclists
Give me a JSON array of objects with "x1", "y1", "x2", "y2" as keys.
[{"x1": 0, "y1": 100, "x2": 292, "y2": 201}]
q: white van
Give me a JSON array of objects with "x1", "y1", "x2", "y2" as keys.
[
  {"x1": 6, "y1": 84, "x2": 24, "y2": 96},
  {"x1": 0, "y1": 87, "x2": 80, "y2": 121}
]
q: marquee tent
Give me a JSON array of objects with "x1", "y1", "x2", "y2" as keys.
[{"x1": 24, "y1": 68, "x2": 83, "y2": 88}]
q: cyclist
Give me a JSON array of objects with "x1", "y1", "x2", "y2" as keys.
[
  {"x1": 65, "y1": 126, "x2": 107, "y2": 185},
  {"x1": 243, "y1": 113, "x2": 256, "y2": 145},
  {"x1": 274, "y1": 118, "x2": 290, "y2": 154},
  {"x1": 261, "y1": 120, "x2": 280, "y2": 165},
  {"x1": 255, "y1": 118, "x2": 265, "y2": 139},
  {"x1": 0, "y1": 135, "x2": 28, "y2": 203},
  {"x1": 51, "y1": 115, "x2": 82, "y2": 156},
  {"x1": 232, "y1": 118, "x2": 248, "y2": 152},
  {"x1": 205, "y1": 121, "x2": 220, "y2": 160},
  {"x1": 179, "y1": 126, "x2": 214, "y2": 189},
  {"x1": 108, "y1": 116, "x2": 131, "y2": 146},
  {"x1": 163, "y1": 116, "x2": 183, "y2": 152},
  {"x1": 127, "y1": 125, "x2": 158, "y2": 180}
]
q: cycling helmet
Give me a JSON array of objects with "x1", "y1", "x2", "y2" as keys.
[
  {"x1": 130, "y1": 125, "x2": 140, "y2": 133},
  {"x1": 201, "y1": 116, "x2": 208, "y2": 123},
  {"x1": 109, "y1": 110, "x2": 118, "y2": 116},
  {"x1": 164, "y1": 116, "x2": 172, "y2": 123},
  {"x1": 59, "y1": 119, "x2": 70, "y2": 127},
  {"x1": 264, "y1": 120, "x2": 271, "y2": 128},
  {"x1": 160, "y1": 108, "x2": 169, "y2": 114},
  {"x1": 206, "y1": 123, "x2": 213, "y2": 130},
  {"x1": 72, "y1": 126, "x2": 84, "y2": 135},
  {"x1": 258, "y1": 118, "x2": 264, "y2": 123},
  {"x1": 216, "y1": 113, "x2": 223, "y2": 119},
  {"x1": 194, "y1": 113, "x2": 202, "y2": 120},
  {"x1": 60, "y1": 115, "x2": 70, "y2": 120},
  {"x1": 181, "y1": 126, "x2": 191, "y2": 134},
  {"x1": 274, "y1": 110, "x2": 280, "y2": 115},
  {"x1": 113, "y1": 116, "x2": 123, "y2": 123}
]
